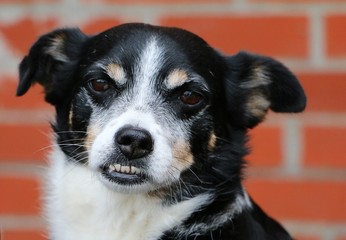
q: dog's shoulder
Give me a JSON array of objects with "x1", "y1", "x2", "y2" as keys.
[
  {"x1": 220, "y1": 201, "x2": 292, "y2": 240},
  {"x1": 161, "y1": 197, "x2": 292, "y2": 240}
]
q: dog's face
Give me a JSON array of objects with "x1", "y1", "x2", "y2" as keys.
[
  {"x1": 17, "y1": 23, "x2": 306, "y2": 194},
  {"x1": 78, "y1": 28, "x2": 218, "y2": 193}
]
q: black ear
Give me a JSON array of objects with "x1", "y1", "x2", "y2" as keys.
[
  {"x1": 225, "y1": 51, "x2": 306, "y2": 128},
  {"x1": 17, "y1": 28, "x2": 87, "y2": 105}
]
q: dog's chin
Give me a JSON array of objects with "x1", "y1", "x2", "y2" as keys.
[{"x1": 98, "y1": 172, "x2": 157, "y2": 194}]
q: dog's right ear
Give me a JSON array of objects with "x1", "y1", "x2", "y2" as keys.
[{"x1": 17, "y1": 28, "x2": 87, "y2": 105}]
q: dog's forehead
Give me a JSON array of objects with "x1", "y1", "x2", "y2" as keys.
[{"x1": 83, "y1": 24, "x2": 220, "y2": 88}]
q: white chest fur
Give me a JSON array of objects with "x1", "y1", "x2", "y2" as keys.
[{"x1": 45, "y1": 148, "x2": 210, "y2": 240}]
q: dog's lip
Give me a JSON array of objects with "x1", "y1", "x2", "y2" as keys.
[{"x1": 100, "y1": 164, "x2": 147, "y2": 184}]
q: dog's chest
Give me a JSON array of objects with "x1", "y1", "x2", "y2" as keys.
[{"x1": 47, "y1": 149, "x2": 209, "y2": 240}]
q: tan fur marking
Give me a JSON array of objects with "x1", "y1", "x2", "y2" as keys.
[
  {"x1": 148, "y1": 186, "x2": 171, "y2": 198},
  {"x1": 85, "y1": 125, "x2": 101, "y2": 152},
  {"x1": 172, "y1": 139, "x2": 194, "y2": 171},
  {"x1": 240, "y1": 66, "x2": 271, "y2": 89},
  {"x1": 106, "y1": 63, "x2": 126, "y2": 85},
  {"x1": 208, "y1": 131, "x2": 217, "y2": 151},
  {"x1": 246, "y1": 93, "x2": 270, "y2": 119},
  {"x1": 68, "y1": 105, "x2": 73, "y2": 128},
  {"x1": 46, "y1": 34, "x2": 68, "y2": 62},
  {"x1": 165, "y1": 69, "x2": 189, "y2": 89}
]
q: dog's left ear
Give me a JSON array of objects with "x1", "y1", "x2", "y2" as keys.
[
  {"x1": 225, "y1": 52, "x2": 306, "y2": 128},
  {"x1": 17, "y1": 28, "x2": 87, "y2": 105}
]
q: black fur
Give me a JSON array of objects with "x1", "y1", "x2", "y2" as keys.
[{"x1": 17, "y1": 23, "x2": 306, "y2": 240}]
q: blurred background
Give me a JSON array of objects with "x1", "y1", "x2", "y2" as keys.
[{"x1": 0, "y1": 0, "x2": 345, "y2": 239}]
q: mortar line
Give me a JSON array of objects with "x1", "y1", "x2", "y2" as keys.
[
  {"x1": 282, "y1": 119, "x2": 303, "y2": 175},
  {"x1": 309, "y1": 8, "x2": 326, "y2": 68}
]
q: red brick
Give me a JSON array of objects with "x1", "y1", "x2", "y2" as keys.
[
  {"x1": 82, "y1": 18, "x2": 122, "y2": 35},
  {"x1": 326, "y1": 15, "x2": 346, "y2": 57},
  {"x1": 83, "y1": 0, "x2": 228, "y2": 4},
  {"x1": 0, "y1": 75, "x2": 51, "y2": 110},
  {"x1": 0, "y1": 0, "x2": 56, "y2": 2},
  {"x1": 0, "y1": 176, "x2": 41, "y2": 215},
  {"x1": 303, "y1": 127, "x2": 346, "y2": 168},
  {"x1": 247, "y1": 126, "x2": 282, "y2": 167},
  {"x1": 0, "y1": 18, "x2": 57, "y2": 55},
  {"x1": 160, "y1": 15, "x2": 308, "y2": 57},
  {"x1": 1, "y1": 230, "x2": 46, "y2": 240},
  {"x1": 251, "y1": 0, "x2": 343, "y2": 2},
  {"x1": 298, "y1": 73, "x2": 346, "y2": 112},
  {"x1": 245, "y1": 179, "x2": 346, "y2": 221},
  {"x1": 294, "y1": 236, "x2": 321, "y2": 240},
  {"x1": 336, "y1": 236, "x2": 346, "y2": 240},
  {"x1": 0, "y1": 124, "x2": 51, "y2": 163}
]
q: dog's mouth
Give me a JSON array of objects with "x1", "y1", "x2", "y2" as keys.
[{"x1": 100, "y1": 163, "x2": 147, "y2": 185}]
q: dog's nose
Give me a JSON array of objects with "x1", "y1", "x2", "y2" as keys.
[{"x1": 115, "y1": 126, "x2": 153, "y2": 159}]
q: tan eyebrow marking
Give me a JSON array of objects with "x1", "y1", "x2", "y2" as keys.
[
  {"x1": 105, "y1": 63, "x2": 127, "y2": 85},
  {"x1": 165, "y1": 69, "x2": 189, "y2": 89}
]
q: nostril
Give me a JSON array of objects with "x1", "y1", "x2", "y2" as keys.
[
  {"x1": 117, "y1": 134, "x2": 133, "y2": 146},
  {"x1": 139, "y1": 137, "x2": 153, "y2": 151},
  {"x1": 115, "y1": 126, "x2": 154, "y2": 159}
]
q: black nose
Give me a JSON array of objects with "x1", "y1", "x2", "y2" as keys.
[{"x1": 115, "y1": 126, "x2": 153, "y2": 159}]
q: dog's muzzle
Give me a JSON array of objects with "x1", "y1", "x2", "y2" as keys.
[{"x1": 100, "y1": 125, "x2": 154, "y2": 185}]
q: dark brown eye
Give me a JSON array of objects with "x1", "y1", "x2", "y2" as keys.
[
  {"x1": 89, "y1": 79, "x2": 111, "y2": 92},
  {"x1": 180, "y1": 90, "x2": 203, "y2": 106}
]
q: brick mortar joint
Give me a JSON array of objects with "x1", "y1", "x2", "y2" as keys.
[
  {"x1": 285, "y1": 220, "x2": 346, "y2": 239},
  {"x1": 1, "y1": 2, "x2": 346, "y2": 20},
  {"x1": 0, "y1": 216, "x2": 45, "y2": 230}
]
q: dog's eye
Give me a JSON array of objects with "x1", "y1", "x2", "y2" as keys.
[
  {"x1": 89, "y1": 79, "x2": 111, "y2": 92},
  {"x1": 180, "y1": 90, "x2": 203, "y2": 106}
]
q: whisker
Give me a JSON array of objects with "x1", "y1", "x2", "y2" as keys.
[
  {"x1": 186, "y1": 168, "x2": 205, "y2": 184},
  {"x1": 37, "y1": 143, "x2": 85, "y2": 151},
  {"x1": 54, "y1": 130, "x2": 88, "y2": 134},
  {"x1": 58, "y1": 138, "x2": 87, "y2": 143}
]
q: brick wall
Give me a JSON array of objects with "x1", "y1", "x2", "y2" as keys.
[{"x1": 0, "y1": 0, "x2": 345, "y2": 239}]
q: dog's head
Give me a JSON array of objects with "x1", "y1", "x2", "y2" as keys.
[{"x1": 17, "y1": 23, "x2": 306, "y2": 194}]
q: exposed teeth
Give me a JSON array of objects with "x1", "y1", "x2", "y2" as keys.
[
  {"x1": 109, "y1": 165, "x2": 115, "y2": 172},
  {"x1": 122, "y1": 166, "x2": 130, "y2": 173},
  {"x1": 108, "y1": 164, "x2": 141, "y2": 175},
  {"x1": 131, "y1": 166, "x2": 140, "y2": 175}
]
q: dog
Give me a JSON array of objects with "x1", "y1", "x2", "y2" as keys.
[{"x1": 17, "y1": 23, "x2": 306, "y2": 240}]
